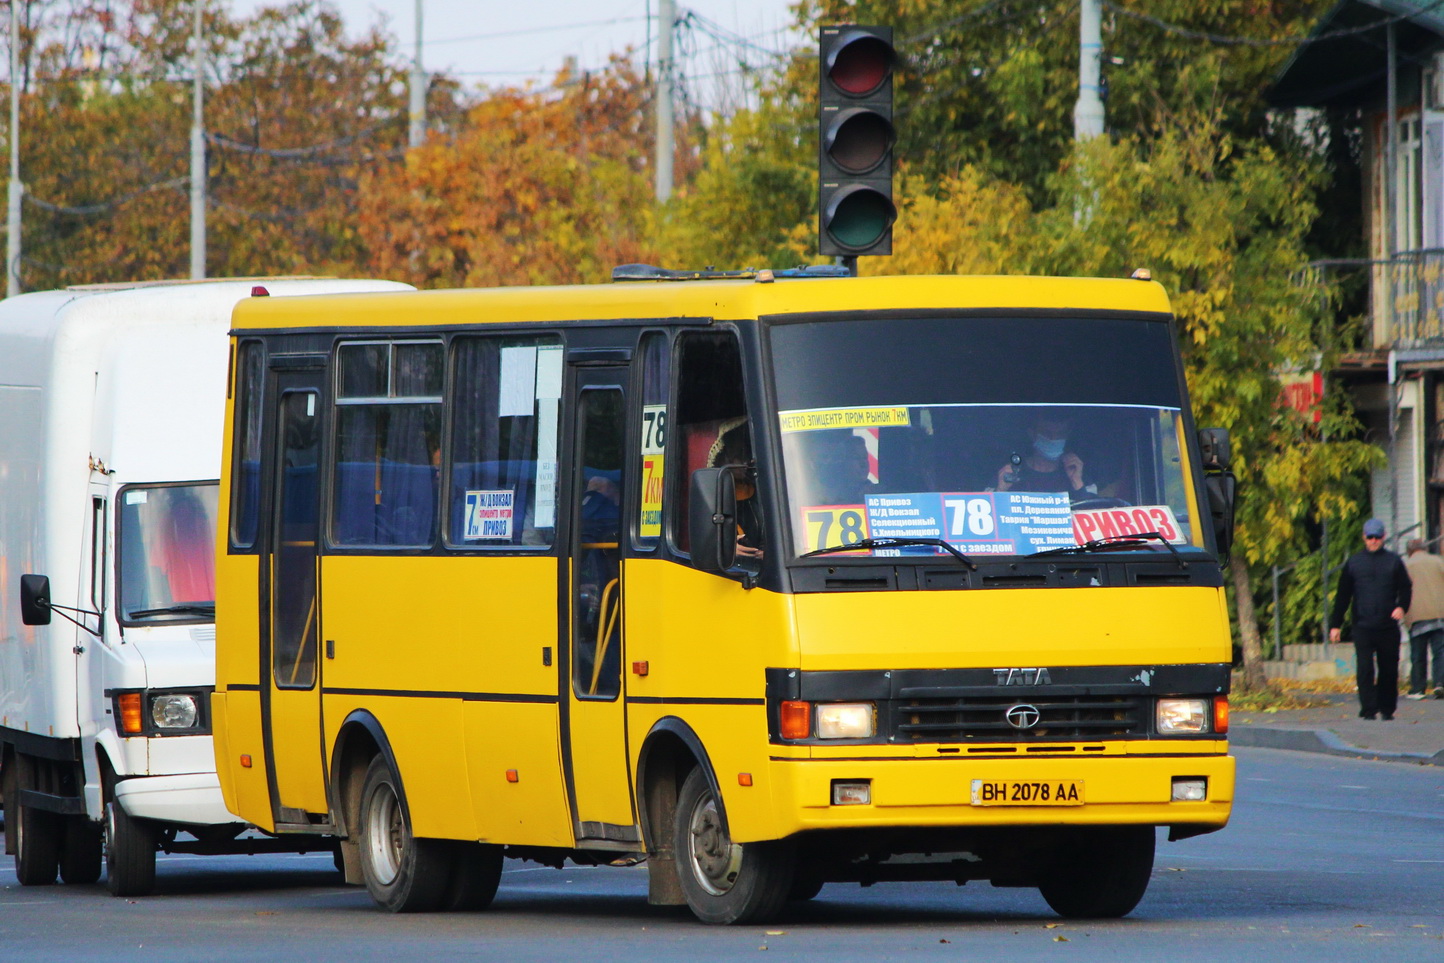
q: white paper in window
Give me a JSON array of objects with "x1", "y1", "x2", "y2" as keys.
[
  {"x1": 499, "y1": 346, "x2": 537, "y2": 418},
  {"x1": 534, "y1": 398, "x2": 559, "y2": 529},
  {"x1": 534, "y1": 344, "x2": 563, "y2": 400}
]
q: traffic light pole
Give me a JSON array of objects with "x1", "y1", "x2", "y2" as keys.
[{"x1": 655, "y1": 0, "x2": 675, "y2": 203}]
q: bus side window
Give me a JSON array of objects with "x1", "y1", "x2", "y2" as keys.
[
  {"x1": 446, "y1": 335, "x2": 563, "y2": 549},
  {"x1": 230, "y1": 341, "x2": 264, "y2": 549},
  {"x1": 332, "y1": 341, "x2": 443, "y2": 548},
  {"x1": 635, "y1": 332, "x2": 669, "y2": 551},
  {"x1": 669, "y1": 331, "x2": 748, "y2": 556}
]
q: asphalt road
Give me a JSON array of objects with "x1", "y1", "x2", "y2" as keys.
[{"x1": 2, "y1": 747, "x2": 1442, "y2": 962}]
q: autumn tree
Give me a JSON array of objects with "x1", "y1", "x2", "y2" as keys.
[
  {"x1": 356, "y1": 61, "x2": 674, "y2": 288},
  {"x1": 7, "y1": 0, "x2": 417, "y2": 286}
]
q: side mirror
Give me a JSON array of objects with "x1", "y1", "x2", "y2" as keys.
[
  {"x1": 688, "y1": 468, "x2": 737, "y2": 574},
  {"x1": 20, "y1": 574, "x2": 52, "y2": 626},
  {"x1": 1197, "y1": 427, "x2": 1231, "y2": 472},
  {"x1": 1204, "y1": 472, "x2": 1237, "y2": 560}
]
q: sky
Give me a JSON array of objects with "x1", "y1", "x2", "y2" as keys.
[{"x1": 230, "y1": 0, "x2": 804, "y2": 102}]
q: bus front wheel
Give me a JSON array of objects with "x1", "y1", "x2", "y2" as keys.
[
  {"x1": 673, "y1": 767, "x2": 793, "y2": 925},
  {"x1": 1037, "y1": 826, "x2": 1155, "y2": 918},
  {"x1": 357, "y1": 755, "x2": 449, "y2": 912}
]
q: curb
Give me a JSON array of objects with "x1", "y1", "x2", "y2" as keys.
[{"x1": 1231, "y1": 726, "x2": 1444, "y2": 766}]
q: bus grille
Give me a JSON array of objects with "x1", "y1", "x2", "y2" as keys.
[{"x1": 893, "y1": 695, "x2": 1141, "y2": 742}]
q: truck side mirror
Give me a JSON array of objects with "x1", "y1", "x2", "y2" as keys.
[
  {"x1": 1197, "y1": 427, "x2": 1231, "y2": 472},
  {"x1": 688, "y1": 468, "x2": 737, "y2": 574},
  {"x1": 20, "y1": 574, "x2": 52, "y2": 626}
]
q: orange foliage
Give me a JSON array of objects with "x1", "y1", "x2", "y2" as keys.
[{"x1": 356, "y1": 63, "x2": 665, "y2": 288}]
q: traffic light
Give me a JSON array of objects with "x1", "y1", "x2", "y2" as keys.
[{"x1": 819, "y1": 25, "x2": 897, "y2": 259}]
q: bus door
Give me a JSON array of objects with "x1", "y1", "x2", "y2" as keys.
[
  {"x1": 564, "y1": 367, "x2": 637, "y2": 843},
  {"x1": 263, "y1": 368, "x2": 329, "y2": 826}
]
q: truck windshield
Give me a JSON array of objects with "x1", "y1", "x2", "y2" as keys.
[
  {"x1": 769, "y1": 315, "x2": 1204, "y2": 559},
  {"x1": 118, "y1": 483, "x2": 219, "y2": 622}
]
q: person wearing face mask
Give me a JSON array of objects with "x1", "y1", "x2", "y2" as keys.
[{"x1": 994, "y1": 412, "x2": 1097, "y2": 502}]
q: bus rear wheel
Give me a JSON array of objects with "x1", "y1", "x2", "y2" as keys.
[
  {"x1": 1037, "y1": 826, "x2": 1155, "y2": 919},
  {"x1": 440, "y1": 841, "x2": 504, "y2": 911},
  {"x1": 673, "y1": 767, "x2": 793, "y2": 925},
  {"x1": 357, "y1": 755, "x2": 449, "y2": 912}
]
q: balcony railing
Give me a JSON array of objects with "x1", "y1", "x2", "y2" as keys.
[{"x1": 1378, "y1": 248, "x2": 1444, "y2": 345}]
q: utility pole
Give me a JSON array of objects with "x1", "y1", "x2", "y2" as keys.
[
  {"x1": 7, "y1": 0, "x2": 22, "y2": 296},
  {"x1": 1073, "y1": 0, "x2": 1104, "y2": 141},
  {"x1": 654, "y1": 0, "x2": 674, "y2": 203},
  {"x1": 189, "y1": 0, "x2": 206, "y2": 279},
  {"x1": 408, "y1": 0, "x2": 426, "y2": 148}
]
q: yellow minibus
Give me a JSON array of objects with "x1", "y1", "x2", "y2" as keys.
[{"x1": 212, "y1": 268, "x2": 1237, "y2": 924}]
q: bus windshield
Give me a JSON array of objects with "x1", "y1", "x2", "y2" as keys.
[
  {"x1": 118, "y1": 483, "x2": 219, "y2": 622},
  {"x1": 769, "y1": 315, "x2": 1203, "y2": 558}
]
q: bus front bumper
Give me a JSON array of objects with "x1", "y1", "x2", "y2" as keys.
[{"x1": 754, "y1": 750, "x2": 1234, "y2": 838}]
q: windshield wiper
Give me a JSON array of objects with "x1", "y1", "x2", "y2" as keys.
[
  {"x1": 126, "y1": 602, "x2": 216, "y2": 619},
  {"x1": 802, "y1": 537, "x2": 977, "y2": 570},
  {"x1": 1031, "y1": 531, "x2": 1186, "y2": 568}
]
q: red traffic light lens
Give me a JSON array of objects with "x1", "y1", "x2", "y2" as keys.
[
  {"x1": 827, "y1": 33, "x2": 893, "y2": 97},
  {"x1": 825, "y1": 108, "x2": 895, "y2": 174}
]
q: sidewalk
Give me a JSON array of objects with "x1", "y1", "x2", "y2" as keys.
[{"x1": 1230, "y1": 690, "x2": 1444, "y2": 766}]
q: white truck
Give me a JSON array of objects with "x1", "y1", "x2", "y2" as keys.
[{"x1": 0, "y1": 277, "x2": 410, "y2": 895}]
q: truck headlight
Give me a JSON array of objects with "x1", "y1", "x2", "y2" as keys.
[
  {"x1": 1156, "y1": 698, "x2": 1208, "y2": 734},
  {"x1": 815, "y1": 703, "x2": 875, "y2": 739},
  {"x1": 151, "y1": 693, "x2": 199, "y2": 729}
]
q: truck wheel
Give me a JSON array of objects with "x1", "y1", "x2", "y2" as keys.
[
  {"x1": 357, "y1": 755, "x2": 449, "y2": 912},
  {"x1": 105, "y1": 800, "x2": 157, "y2": 897},
  {"x1": 60, "y1": 816, "x2": 103, "y2": 885},
  {"x1": 1037, "y1": 826, "x2": 1155, "y2": 918},
  {"x1": 440, "y1": 841, "x2": 504, "y2": 911},
  {"x1": 13, "y1": 755, "x2": 60, "y2": 886},
  {"x1": 673, "y1": 767, "x2": 794, "y2": 925}
]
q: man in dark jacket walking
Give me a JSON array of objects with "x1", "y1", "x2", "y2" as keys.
[{"x1": 1330, "y1": 519, "x2": 1413, "y2": 720}]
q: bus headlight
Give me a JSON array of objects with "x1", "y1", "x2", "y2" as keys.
[
  {"x1": 1156, "y1": 698, "x2": 1208, "y2": 734},
  {"x1": 816, "y1": 703, "x2": 875, "y2": 739},
  {"x1": 151, "y1": 693, "x2": 200, "y2": 729}
]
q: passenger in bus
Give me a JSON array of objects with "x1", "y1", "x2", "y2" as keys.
[
  {"x1": 993, "y1": 411, "x2": 1097, "y2": 502},
  {"x1": 709, "y1": 418, "x2": 763, "y2": 559},
  {"x1": 818, "y1": 433, "x2": 876, "y2": 505}
]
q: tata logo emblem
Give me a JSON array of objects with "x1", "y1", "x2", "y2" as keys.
[
  {"x1": 993, "y1": 667, "x2": 1052, "y2": 686},
  {"x1": 1005, "y1": 704, "x2": 1042, "y2": 729}
]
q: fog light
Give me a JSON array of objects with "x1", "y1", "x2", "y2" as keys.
[
  {"x1": 816, "y1": 702, "x2": 875, "y2": 739},
  {"x1": 1157, "y1": 698, "x2": 1208, "y2": 734},
  {"x1": 831, "y1": 780, "x2": 871, "y2": 805},
  {"x1": 1171, "y1": 777, "x2": 1207, "y2": 801}
]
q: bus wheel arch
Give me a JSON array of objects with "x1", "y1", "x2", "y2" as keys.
[{"x1": 329, "y1": 711, "x2": 395, "y2": 886}]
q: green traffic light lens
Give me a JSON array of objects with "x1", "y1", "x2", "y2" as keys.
[{"x1": 827, "y1": 189, "x2": 896, "y2": 250}]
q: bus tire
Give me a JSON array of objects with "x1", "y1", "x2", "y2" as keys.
[
  {"x1": 13, "y1": 762, "x2": 60, "y2": 889},
  {"x1": 60, "y1": 816, "x2": 103, "y2": 885},
  {"x1": 440, "y1": 841, "x2": 504, "y2": 911},
  {"x1": 1037, "y1": 826, "x2": 1155, "y2": 919},
  {"x1": 357, "y1": 755, "x2": 449, "y2": 912},
  {"x1": 105, "y1": 800, "x2": 157, "y2": 897},
  {"x1": 673, "y1": 767, "x2": 793, "y2": 925},
  {"x1": 787, "y1": 875, "x2": 825, "y2": 902}
]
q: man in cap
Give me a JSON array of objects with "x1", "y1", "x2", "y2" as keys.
[{"x1": 1329, "y1": 519, "x2": 1412, "y2": 720}]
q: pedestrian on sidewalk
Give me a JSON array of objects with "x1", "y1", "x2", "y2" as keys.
[
  {"x1": 1403, "y1": 538, "x2": 1444, "y2": 699},
  {"x1": 1329, "y1": 518, "x2": 1412, "y2": 720}
]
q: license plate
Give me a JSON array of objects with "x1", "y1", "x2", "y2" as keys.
[{"x1": 970, "y1": 779, "x2": 1084, "y2": 806}]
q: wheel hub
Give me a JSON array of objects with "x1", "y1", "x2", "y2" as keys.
[{"x1": 687, "y1": 795, "x2": 742, "y2": 896}]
